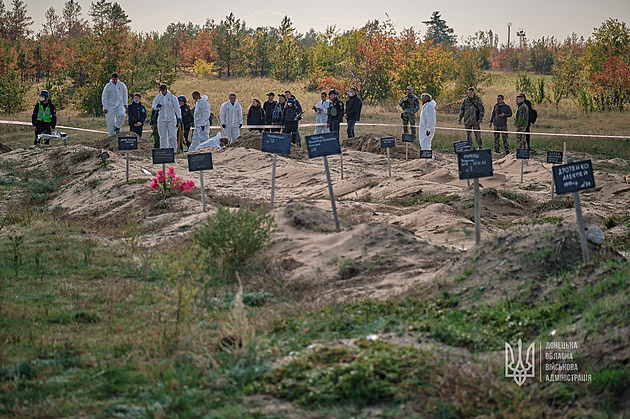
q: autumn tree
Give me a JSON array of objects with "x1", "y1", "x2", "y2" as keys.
[{"x1": 2, "y1": 0, "x2": 33, "y2": 41}]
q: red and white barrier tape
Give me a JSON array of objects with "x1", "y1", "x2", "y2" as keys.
[{"x1": 3, "y1": 119, "x2": 629, "y2": 140}]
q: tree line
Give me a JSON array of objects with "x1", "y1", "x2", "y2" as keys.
[{"x1": 0, "y1": 1, "x2": 628, "y2": 115}]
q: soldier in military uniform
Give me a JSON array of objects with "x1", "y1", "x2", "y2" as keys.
[
  {"x1": 327, "y1": 89, "x2": 344, "y2": 133},
  {"x1": 489, "y1": 94, "x2": 512, "y2": 154},
  {"x1": 515, "y1": 94, "x2": 529, "y2": 150},
  {"x1": 458, "y1": 87, "x2": 485, "y2": 148},
  {"x1": 150, "y1": 108, "x2": 160, "y2": 148},
  {"x1": 398, "y1": 86, "x2": 420, "y2": 136}
]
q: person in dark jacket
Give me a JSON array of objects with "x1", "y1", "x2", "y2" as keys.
[
  {"x1": 282, "y1": 97, "x2": 301, "y2": 145},
  {"x1": 247, "y1": 98, "x2": 266, "y2": 132},
  {"x1": 344, "y1": 87, "x2": 362, "y2": 138},
  {"x1": 263, "y1": 92, "x2": 276, "y2": 131},
  {"x1": 488, "y1": 94, "x2": 512, "y2": 154},
  {"x1": 150, "y1": 108, "x2": 160, "y2": 148},
  {"x1": 128, "y1": 92, "x2": 146, "y2": 138},
  {"x1": 178, "y1": 96, "x2": 193, "y2": 147},
  {"x1": 327, "y1": 89, "x2": 344, "y2": 133},
  {"x1": 32, "y1": 90, "x2": 56, "y2": 145},
  {"x1": 284, "y1": 90, "x2": 302, "y2": 114},
  {"x1": 271, "y1": 94, "x2": 285, "y2": 133}
]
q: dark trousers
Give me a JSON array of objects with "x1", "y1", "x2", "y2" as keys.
[
  {"x1": 329, "y1": 119, "x2": 340, "y2": 133},
  {"x1": 526, "y1": 123, "x2": 531, "y2": 149},
  {"x1": 129, "y1": 125, "x2": 143, "y2": 138},
  {"x1": 34, "y1": 122, "x2": 52, "y2": 144},
  {"x1": 346, "y1": 119, "x2": 357, "y2": 138}
]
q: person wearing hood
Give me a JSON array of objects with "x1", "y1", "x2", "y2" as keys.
[
  {"x1": 189, "y1": 91, "x2": 211, "y2": 152},
  {"x1": 219, "y1": 93, "x2": 243, "y2": 142},
  {"x1": 32, "y1": 90, "x2": 57, "y2": 145},
  {"x1": 418, "y1": 93, "x2": 436, "y2": 153},
  {"x1": 101, "y1": 72, "x2": 128, "y2": 135},
  {"x1": 152, "y1": 84, "x2": 182, "y2": 152}
]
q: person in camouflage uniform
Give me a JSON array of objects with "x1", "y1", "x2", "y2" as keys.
[
  {"x1": 398, "y1": 86, "x2": 420, "y2": 136},
  {"x1": 458, "y1": 87, "x2": 485, "y2": 148},
  {"x1": 515, "y1": 94, "x2": 529, "y2": 150},
  {"x1": 150, "y1": 108, "x2": 160, "y2": 148},
  {"x1": 489, "y1": 94, "x2": 512, "y2": 154}
]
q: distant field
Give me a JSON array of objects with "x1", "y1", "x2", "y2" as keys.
[{"x1": 2, "y1": 71, "x2": 629, "y2": 160}]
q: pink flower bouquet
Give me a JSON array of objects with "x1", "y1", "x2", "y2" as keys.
[{"x1": 150, "y1": 167, "x2": 195, "y2": 194}]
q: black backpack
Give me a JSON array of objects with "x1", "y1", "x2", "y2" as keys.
[{"x1": 524, "y1": 99, "x2": 537, "y2": 124}]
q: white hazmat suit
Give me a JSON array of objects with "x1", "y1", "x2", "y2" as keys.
[
  {"x1": 189, "y1": 95, "x2": 211, "y2": 152},
  {"x1": 152, "y1": 90, "x2": 182, "y2": 152},
  {"x1": 313, "y1": 99, "x2": 330, "y2": 134},
  {"x1": 191, "y1": 132, "x2": 225, "y2": 151},
  {"x1": 419, "y1": 99, "x2": 436, "y2": 151},
  {"x1": 219, "y1": 99, "x2": 243, "y2": 142},
  {"x1": 101, "y1": 79, "x2": 128, "y2": 135}
]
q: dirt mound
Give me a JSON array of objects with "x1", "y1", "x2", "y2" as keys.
[
  {"x1": 344, "y1": 132, "x2": 421, "y2": 159},
  {"x1": 90, "y1": 131, "x2": 154, "y2": 152},
  {"x1": 441, "y1": 222, "x2": 625, "y2": 306},
  {"x1": 229, "y1": 131, "x2": 308, "y2": 160},
  {"x1": 0, "y1": 142, "x2": 11, "y2": 153},
  {"x1": 284, "y1": 202, "x2": 349, "y2": 232}
]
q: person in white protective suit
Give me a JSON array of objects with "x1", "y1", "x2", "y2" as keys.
[
  {"x1": 101, "y1": 72, "x2": 128, "y2": 135},
  {"x1": 313, "y1": 91, "x2": 330, "y2": 134},
  {"x1": 152, "y1": 84, "x2": 182, "y2": 152},
  {"x1": 418, "y1": 93, "x2": 436, "y2": 156},
  {"x1": 190, "y1": 132, "x2": 229, "y2": 151},
  {"x1": 219, "y1": 93, "x2": 243, "y2": 142},
  {"x1": 188, "y1": 91, "x2": 211, "y2": 152}
]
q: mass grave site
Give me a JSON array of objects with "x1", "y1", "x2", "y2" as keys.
[{"x1": 0, "y1": 129, "x2": 629, "y2": 416}]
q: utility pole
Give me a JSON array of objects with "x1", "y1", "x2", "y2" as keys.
[{"x1": 507, "y1": 22, "x2": 512, "y2": 48}]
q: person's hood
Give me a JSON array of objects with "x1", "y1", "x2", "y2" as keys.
[
  {"x1": 200, "y1": 95, "x2": 208, "y2": 101},
  {"x1": 230, "y1": 99, "x2": 239, "y2": 106},
  {"x1": 163, "y1": 90, "x2": 172, "y2": 95},
  {"x1": 430, "y1": 100, "x2": 436, "y2": 107}
]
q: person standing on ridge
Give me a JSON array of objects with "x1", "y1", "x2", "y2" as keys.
[{"x1": 101, "y1": 72, "x2": 128, "y2": 135}]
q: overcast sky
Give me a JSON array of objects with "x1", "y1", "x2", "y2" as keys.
[{"x1": 25, "y1": 0, "x2": 630, "y2": 43}]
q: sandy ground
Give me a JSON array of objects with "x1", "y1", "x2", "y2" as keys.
[{"x1": 1, "y1": 132, "x2": 628, "y2": 304}]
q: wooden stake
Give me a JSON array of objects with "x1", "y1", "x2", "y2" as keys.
[
  {"x1": 387, "y1": 147, "x2": 391, "y2": 177},
  {"x1": 270, "y1": 153, "x2": 277, "y2": 209},
  {"x1": 323, "y1": 156, "x2": 340, "y2": 232},
  {"x1": 568, "y1": 158, "x2": 589, "y2": 263},
  {"x1": 405, "y1": 143, "x2": 408, "y2": 161},
  {"x1": 551, "y1": 163, "x2": 555, "y2": 200},
  {"x1": 520, "y1": 159, "x2": 524, "y2": 183},
  {"x1": 474, "y1": 177, "x2": 481, "y2": 245}
]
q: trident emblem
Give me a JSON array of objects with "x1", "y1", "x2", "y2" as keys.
[{"x1": 505, "y1": 339, "x2": 536, "y2": 386}]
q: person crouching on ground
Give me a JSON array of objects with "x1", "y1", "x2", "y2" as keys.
[{"x1": 32, "y1": 90, "x2": 56, "y2": 145}]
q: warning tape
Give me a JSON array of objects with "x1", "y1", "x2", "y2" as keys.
[{"x1": 3, "y1": 119, "x2": 629, "y2": 140}]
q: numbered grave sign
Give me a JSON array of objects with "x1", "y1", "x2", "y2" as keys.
[
  {"x1": 453, "y1": 140, "x2": 472, "y2": 154},
  {"x1": 262, "y1": 132, "x2": 292, "y2": 154},
  {"x1": 516, "y1": 148, "x2": 530, "y2": 159},
  {"x1": 457, "y1": 149, "x2": 493, "y2": 180},
  {"x1": 381, "y1": 137, "x2": 396, "y2": 148},
  {"x1": 118, "y1": 136, "x2": 138, "y2": 151},
  {"x1": 152, "y1": 148, "x2": 175, "y2": 164},
  {"x1": 305, "y1": 131, "x2": 341, "y2": 159},
  {"x1": 187, "y1": 152, "x2": 213, "y2": 171},
  {"x1": 547, "y1": 150, "x2": 564, "y2": 164},
  {"x1": 420, "y1": 150, "x2": 433, "y2": 159},
  {"x1": 552, "y1": 160, "x2": 595, "y2": 195},
  {"x1": 401, "y1": 134, "x2": 415, "y2": 143}
]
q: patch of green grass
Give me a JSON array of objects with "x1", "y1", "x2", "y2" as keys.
[
  {"x1": 592, "y1": 366, "x2": 630, "y2": 396},
  {"x1": 499, "y1": 190, "x2": 531, "y2": 205},
  {"x1": 271, "y1": 260, "x2": 630, "y2": 353},
  {"x1": 534, "y1": 197, "x2": 573, "y2": 213},
  {"x1": 392, "y1": 194, "x2": 460, "y2": 207},
  {"x1": 258, "y1": 340, "x2": 430, "y2": 408},
  {"x1": 604, "y1": 213, "x2": 629, "y2": 229}
]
